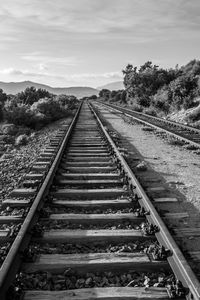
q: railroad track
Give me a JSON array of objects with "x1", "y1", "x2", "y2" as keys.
[
  {"x1": 0, "y1": 101, "x2": 199, "y2": 300},
  {"x1": 95, "y1": 101, "x2": 200, "y2": 149}
]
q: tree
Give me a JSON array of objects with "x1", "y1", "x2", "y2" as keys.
[
  {"x1": 169, "y1": 75, "x2": 198, "y2": 109},
  {"x1": 0, "y1": 89, "x2": 7, "y2": 121},
  {"x1": 114, "y1": 91, "x2": 122, "y2": 102},
  {"x1": 99, "y1": 89, "x2": 111, "y2": 100},
  {"x1": 55, "y1": 94, "x2": 78, "y2": 109},
  {"x1": 0, "y1": 88, "x2": 7, "y2": 104},
  {"x1": 122, "y1": 64, "x2": 134, "y2": 75},
  {"x1": 123, "y1": 61, "x2": 179, "y2": 106},
  {"x1": 89, "y1": 95, "x2": 97, "y2": 100},
  {"x1": 111, "y1": 90, "x2": 118, "y2": 98},
  {"x1": 37, "y1": 88, "x2": 52, "y2": 99},
  {"x1": 121, "y1": 90, "x2": 127, "y2": 103},
  {"x1": 181, "y1": 59, "x2": 200, "y2": 76},
  {"x1": 17, "y1": 86, "x2": 38, "y2": 105},
  {"x1": 16, "y1": 87, "x2": 52, "y2": 105}
]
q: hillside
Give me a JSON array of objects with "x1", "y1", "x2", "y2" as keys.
[
  {"x1": 167, "y1": 103, "x2": 200, "y2": 126},
  {"x1": 0, "y1": 81, "x2": 99, "y2": 98},
  {"x1": 99, "y1": 60, "x2": 200, "y2": 128},
  {"x1": 97, "y1": 81, "x2": 124, "y2": 90}
]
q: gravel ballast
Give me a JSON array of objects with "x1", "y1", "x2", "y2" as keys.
[{"x1": 0, "y1": 118, "x2": 72, "y2": 202}]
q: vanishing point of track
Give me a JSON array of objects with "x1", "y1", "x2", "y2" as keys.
[{"x1": 0, "y1": 101, "x2": 199, "y2": 300}]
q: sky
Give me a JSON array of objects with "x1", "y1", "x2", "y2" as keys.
[{"x1": 0, "y1": 0, "x2": 200, "y2": 88}]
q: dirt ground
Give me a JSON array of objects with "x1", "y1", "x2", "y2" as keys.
[{"x1": 97, "y1": 104, "x2": 200, "y2": 212}]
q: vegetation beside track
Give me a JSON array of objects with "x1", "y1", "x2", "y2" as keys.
[
  {"x1": 98, "y1": 59, "x2": 200, "y2": 128},
  {"x1": 0, "y1": 117, "x2": 73, "y2": 202},
  {"x1": 0, "y1": 86, "x2": 79, "y2": 152}
]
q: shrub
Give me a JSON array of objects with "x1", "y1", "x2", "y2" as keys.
[
  {"x1": 89, "y1": 95, "x2": 97, "y2": 100},
  {"x1": 193, "y1": 120, "x2": 200, "y2": 129},
  {"x1": 16, "y1": 87, "x2": 52, "y2": 105},
  {"x1": 169, "y1": 75, "x2": 198, "y2": 109},
  {"x1": 15, "y1": 134, "x2": 29, "y2": 146},
  {"x1": 55, "y1": 95, "x2": 79, "y2": 109},
  {"x1": 185, "y1": 105, "x2": 200, "y2": 122},
  {"x1": 167, "y1": 137, "x2": 185, "y2": 146},
  {"x1": 2, "y1": 124, "x2": 18, "y2": 135},
  {"x1": 143, "y1": 107, "x2": 157, "y2": 116},
  {"x1": 0, "y1": 103, "x2": 3, "y2": 121},
  {"x1": 4, "y1": 105, "x2": 35, "y2": 127},
  {"x1": 136, "y1": 96, "x2": 150, "y2": 107},
  {"x1": 4, "y1": 97, "x2": 70, "y2": 130},
  {"x1": 152, "y1": 87, "x2": 171, "y2": 113},
  {"x1": 183, "y1": 95, "x2": 197, "y2": 110},
  {"x1": 17, "y1": 126, "x2": 31, "y2": 136},
  {"x1": 131, "y1": 104, "x2": 143, "y2": 112},
  {"x1": 142, "y1": 126, "x2": 154, "y2": 131},
  {"x1": 2, "y1": 135, "x2": 15, "y2": 144},
  {"x1": 31, "y1": 98, "x2": 67, "y2": 121}
]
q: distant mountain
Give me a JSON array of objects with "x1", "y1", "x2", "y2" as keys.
[
  {"x1": 97, "y1": 81, "x2": 124, "y2": 91},
  {"x1": 0, "y1": 81, "x2": 99, "y2": 98}
]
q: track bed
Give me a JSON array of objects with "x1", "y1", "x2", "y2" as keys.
[{"x1": 0, "y1": 102, "x2": 199, "y2": 300}]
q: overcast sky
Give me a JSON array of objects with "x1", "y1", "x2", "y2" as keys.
[{"x1": 0, "y1": 0, "x2": 200, "y2": 87}]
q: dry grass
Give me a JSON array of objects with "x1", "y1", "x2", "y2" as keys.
[{"x1": 167, "y1": 137, "x2": 185, "y2": 146}]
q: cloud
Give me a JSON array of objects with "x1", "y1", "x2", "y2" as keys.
[
  {"x1": 68, "y1": 72, "x2": 122, "y2": 80},
  {"x1": 0, "y1": 67, "x2": 122, "y2": 83},
  {"x1": 1, "y1": 0, "x2": 200, "y2": 88},
  {"x1": 38, "y1": 63, "x2": 48, "y2": 71},
  {"x1": 1, "y1": 0, "x2": 200, "y2": 49},
  {"x1": 1, "y1": 0, "x2": 198, "y2": 37},
  {"x1": 0, "y1": 68, "x2": 23, "y2": 76},
  {"x1": 0, "y1": 67, "x2": 65, "y2": 80},
  {"x1": 22, "y1": 52, "x2": 79, "y2": 66}
]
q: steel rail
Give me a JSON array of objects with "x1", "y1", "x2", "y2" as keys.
[
  {"x1": 0, "y1": 102, "x2": 82, "y2": 299},
  {"x1": 90, "y1": 102, "x2": 200, "y2": 300},
  {"x1": 108, "y1": 102, "x2": 200, "y2": 133},
  {"x1": 97, "y1": 101, "x2": 200, "y2": 149}
]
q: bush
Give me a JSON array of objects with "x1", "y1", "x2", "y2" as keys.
[
  {"x1": 152, "y1": 87, "x2": 171, "y2": 113},
  {"x1": 15, "y1": 134, "x2": 29, "y2": 146},
  {"x1": 4, "y1": 105, "x2": 35, "y2": 127},
  {"x1": 16, "y1": 87, "x2": 52, "y2": 105},
  {"x1": 31, "y1": 98, "x2": 67, "y2": 121},
  {"x1": 182, "y1": 95, "x2": 196, "y2": 110},
  {"x1": 2, "y1": 135, "x2": 15, "y2": 145},
  {"x1": 89, "y1": 95, "x2": 97, "y2": 100},
  {"x1": 55, "y1": 95, "x2": 79, "y2": 110},
  {"x1": 17, "y1": 126, "x2": 31, "y2": 136},
  {"x1": 0, "y1": 104, "x2": 4, "y2": 121},
  {"x1": 136, "y1": 96, "x2": 150, "y2": 107},
  {"x1": 2, "y1": 124, "x2": 18, "y2": 135},
  {"x1": 4, "y1": 97, "x2": 71, "y2": 130},
  {"x1": 185, "y1": 105, "x2": 200, "y2": 122},
  {"x1": 4, "y1": 103, "x2": 48, "y2": 129},
  {"x1": 167, "y1": 137, "x2": 185, "y2": 146},
  {"x1": 169, "y1": 75, "x2": 198, "y2": 109},
  {"x1": 193, "y1": 120, "x2": 200, "y2": 129},
  {"x1": 143, "y1": 107, "x2": 157, "y2": 116},
  {"x1": 142, "y1": 126, "x2": 154, "y2": 131},
  {"x1": 131, "y1": 104, "x2": 143, "y2": 112}
]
